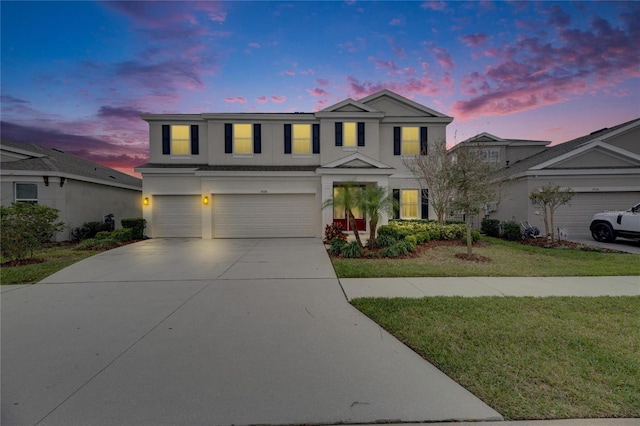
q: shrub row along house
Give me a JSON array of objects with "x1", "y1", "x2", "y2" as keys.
[
  {"x1": 0, "y1": 141, "x2": 142, "y2": 240},
  {"x1": 135, "y1": 90, "x2": 451, "y2": 239}
]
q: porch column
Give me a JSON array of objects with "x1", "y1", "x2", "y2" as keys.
[{"x1": 321, "y1": 175, "x2": 335, "y2": 235}]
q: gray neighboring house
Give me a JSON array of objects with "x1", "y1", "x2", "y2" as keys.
[
  {"x1": 1, "y1": 140, "x2": 142, "y2": 240},
  {"x1": 454, "y1": 118, "x2": 640, "y2": 237}
]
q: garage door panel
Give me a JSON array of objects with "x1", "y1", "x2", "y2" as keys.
[
  {"x1": 214, "y1": 194, "x2": 315, "y2": 238},
  {"x1": 154, "y1": 196, "x2": 202, "y2": 238},
  {"x1": 554, "y1": 192, "x2": 639, "y2": 237}
]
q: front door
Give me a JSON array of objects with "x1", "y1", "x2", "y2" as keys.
[{"x1": 333, "y1": 186, "x2": 366, "y2": 231}]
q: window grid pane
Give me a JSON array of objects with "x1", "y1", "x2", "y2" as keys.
[
  {"x1": 234, "y1": 124, "x2": 253, "y2": 154},
  {"x1": 343, "y1": 122, "x2": 356, "y2": 147},
  {"x1": 402, "y1": 127, "x2": 419, "y2": 155},
  {"x1": 401, "y1": 189, "x2": 419, "y2": 219},
  {"x1": 293, "y1": 124, "x2": 311, "y2": 154},
  {"x1": 333, "y1": 188, "x2": 345, "y2": 219},
  {"x1": 16, "y1": 183, "x2": 38, "y2": 202},
  {"x1": 171, "y1": 125, "x2": 190, "y2": 156}
]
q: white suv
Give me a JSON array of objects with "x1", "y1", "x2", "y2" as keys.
[{"x1": 590, "y1": 203, "x2": 640, "y2": 242}]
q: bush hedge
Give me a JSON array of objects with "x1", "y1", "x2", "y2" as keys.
[{"x1": 121, "y1": 218, "x2": 146, "y2": 240}]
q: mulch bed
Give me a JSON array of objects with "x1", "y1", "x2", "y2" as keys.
[
  {"x1": 519, "y1": 237, "x2": 624, "y2": 253},
  {"x1": 1, "y1": 258, "x2": 46, "y2": 267}
]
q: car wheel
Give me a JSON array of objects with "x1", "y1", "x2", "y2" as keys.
[{"x1": 591, "y1": 222, "x2": 616, "y2": 242}]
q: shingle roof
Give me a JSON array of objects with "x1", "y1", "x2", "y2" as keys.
[
  {"x1": 136, "y1": 163, "x2": 319, "y2": 172},
  {"x1": 500, "y1": 117, "x2": 640, "y2": 177},
  {"x1": 1, "y1": 140, "x2": 142, "y2": 188}
]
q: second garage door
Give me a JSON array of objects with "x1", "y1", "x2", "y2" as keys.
[
  {"x1": 213, "y1": 194, "x2": 316, "y2": 238},
  {"x1": 554, "y1": 191, "x2": 639, "y2": 237},
  {"x1": 153, "y1": 195, "x2": 202, "y2": 238}
]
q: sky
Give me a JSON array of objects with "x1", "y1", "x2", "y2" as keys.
[{"x1": 1, "y1": 1, "x2": 639, "y2": 177}]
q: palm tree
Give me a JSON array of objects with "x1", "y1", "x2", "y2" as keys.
[
  {"x1": 322, "y1": 181, "x2": 364, "y2": 248},
  {"x1": 356, "y1": 185, "x2": 397, "y2": 248}
]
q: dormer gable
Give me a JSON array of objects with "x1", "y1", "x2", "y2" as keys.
[
  {"x1": 319, "y1": 152, "x2": 392, "y2": 170},
  {"x1": 359, "y1": 89, "x2": 452, "y2": 121}
]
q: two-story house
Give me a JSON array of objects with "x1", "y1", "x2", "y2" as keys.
[{"x1": 135, "y1": 90, "x2": 453, "y2": 239}]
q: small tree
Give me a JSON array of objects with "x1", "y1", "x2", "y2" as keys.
[
  {"x1": 403, "y1": 140, "x2": 455, "y2": 224},
  {"x1": 449, "y1": 146, "x2": 503, "y2": 256},
  {"x1": 0, "y1": 203, "x2": 65, "y2": 261},
  {"x1": 322, "y1": 181, "x2": 364, "y2": 249},
  {"x1": 529, "y1": 183, "x2": 574, "y2": 242},
  {"x1": 356, "y1": 185, "x2": 397, "y2": 248}
]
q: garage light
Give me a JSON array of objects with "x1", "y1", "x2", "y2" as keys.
[
  {"x1": 143, "y1": 197, "x2": 149, "y2": 206},
  {"x1": 203, "y1": 196, "x2": 209, "y2": 205}
]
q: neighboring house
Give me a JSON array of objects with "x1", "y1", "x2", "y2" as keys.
[
  {"x1": 459, "y1": 118, "x2": 640, "y2": 237},
  {"x1": 1, "y1": 141, "x2": 143, "y2": 240},
  {"x1": 135, "y1": 90, "x2": 453, "y2": 239}
]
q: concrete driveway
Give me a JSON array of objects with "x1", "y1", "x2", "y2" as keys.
[{"x1": 2, "y1": 238, "x2": 501, "y2": 426}]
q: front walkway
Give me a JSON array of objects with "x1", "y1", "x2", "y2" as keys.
[{"x1": 340, "y1": 276, "x2": 640, "y2": 300}]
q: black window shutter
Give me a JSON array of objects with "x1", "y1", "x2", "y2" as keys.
[
  {"x1": 312, "y1": 124, "x2": 320, "y2": 154},
  {"x1": 420, "y1": 127, "x2": 428, "y2": 155},
  {"x1": 253, "y1": 123, "x2": 261, "y2": 154},
  {"x1": 224, "y1": 123, "x2": 232, "y2": 153},
  {"x1": 421, "y1": 189, "x2": 429, "y2": 219},
  {"x1": 357, "y1": 122, "x2": 365, "y2": 146},
  {"x1": 393, "y1": 127, "x2": 401, "y2": 155},
  {"x1": 335, "y1": 122, "x2": 343, "y2": 146},
  {"x1": 284, "y1": 124, "x2": 292, "y2": 154},
  {"x1": 162, "y1": 125, "x2": 170, "y2": 155},
  {"x1": 392, "y1": 189, "x2": 400, "y2": 219},
  {"x1": 190, "y1": 125, "x2": 199, "y2": 155}
]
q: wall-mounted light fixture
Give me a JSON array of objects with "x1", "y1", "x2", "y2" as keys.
[
  {"x1": 203, "y1": 196, "x2": 209, "y2": 205},
  {"x1": 143, "y1": 197, "x2": 149, "y2": 206}
]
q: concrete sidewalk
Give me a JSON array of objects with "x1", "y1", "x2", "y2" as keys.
[
  {"x1": 340, "y1": 276, "x2": 640, "y2": 300},
  {"x1": 362, "y1": 420, "x2": 639, "y2": 426}
]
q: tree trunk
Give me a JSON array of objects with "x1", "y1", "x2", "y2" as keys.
[
  {"x1": 465, "y1": 216, "x2": 473, "y2": 256},
  {"x1": 368, "y1": 216, "x2": 378, "y2": 248},
  {"x1": 549, "y1": 207, "x2": 556, "y2": 242},
  {"x1": 348, "y1": 210, "x2": 364, "y2": 248},
  {"x1": 543, "y1": 207, "x2": 550, "y2": 239}
]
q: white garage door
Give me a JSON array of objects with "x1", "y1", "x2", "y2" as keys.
[
  {"x1": 153, "y1": 195, "x2": 202, "y2": 238},
  {"x1": 554, "y1": 192, "x2": 639, "y2": 237},
  {"x1": 213, "y1": 194, "x2": 315, "y2": 238}
]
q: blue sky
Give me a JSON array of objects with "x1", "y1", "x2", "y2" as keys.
[{"x1": 2, "y1": 1, "x2": 639, "y2": 176}]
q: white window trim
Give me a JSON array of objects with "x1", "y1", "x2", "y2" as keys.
[
  {"x1": 400, "y1": 188, "x2": 419, "y2": 219},
  {"x1": 15, "y1": 182, "x2": 38, "y2": 203}
]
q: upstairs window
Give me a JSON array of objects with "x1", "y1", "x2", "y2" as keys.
[
  {"x1": 293, "y1": 124, "x2": 311, "y2": 155},
  {"x1": 402, "y1": 127, "x2": 420, "y2": 156},
  {"x1": 162, "y1": 124, "x2": 199, "y2": 156},
  {"x1": 171, "y1": 125, "x2": 190, "y2": 156},
  {"x1": 233, "y1": 123, "x2": 253, "y2": 155},
  {"x1": 343, "y1": 122, "x2": 357, "y2": 147},
  {"x1": 394, "y1": 126, "x2": 427, "y2": 156},
  {"x1": 15, "y1": 183, "x2": 37, "y2": 203},
  {"x1": 335, "y1": 122, "x2": 365, "y2": 148},
  {"x1": 225, "y1": 123, "x2": 261, "y2": 155}
]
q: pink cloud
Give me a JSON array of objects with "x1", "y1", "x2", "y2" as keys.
[
  {"x1": 270, "y1": 96, "x2": 286, "y2": 103},
  {"x1": 248, "y1": 42, "x2": 261, "y2": 48},
  {"x1": 256, "y1": 96, "x2": 268, "y2": 104},
  {"x1": 317, "y1": 78, "x2": 329, "y2": 87},
  {"x1": 225, "y1": 97, "x2": 246, "y2": 103},
  {"x1": 307, "y1": 88, "x2": 329, "y2": 97},
  {"x1": 389, "y1": 16, "x2": 405, "y2": 26},
  {"x1": 432, "y1": 47, "x2": 454, "y2": 71},
  {"x1": 347, "y1": 73, "x2": 453, "y2": 99},
  {"x1": 284, "y1": 70, "x2": 295, "y2": 76},
  {"x1": 459, "y1": 33, "x2": 489, "y2": 47},
  {"x1": 420, "y1": 1, "x2": 446, "y2": 11}
]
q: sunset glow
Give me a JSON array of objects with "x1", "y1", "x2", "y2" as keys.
[{"x1": 1, "y1": 1, "x2": 638, "y2": 177}]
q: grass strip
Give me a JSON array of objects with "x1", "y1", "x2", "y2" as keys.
[
  {"x1": 333, "y1": 238, "x2": 640, "y2": 278},
  {"x1": 351, "y1": 296, "x2": 640, "y2": 420}
]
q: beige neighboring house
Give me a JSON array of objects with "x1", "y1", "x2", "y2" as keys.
[
  {"x1": 135, "y1": 90, "x2": 453, "y2": 239},
  {"x1": 1, "y1": 140, "x2": 143, "y2": 240},
  {"x1": 453, "y1": 118, "x2": 640, "y2": 237}
]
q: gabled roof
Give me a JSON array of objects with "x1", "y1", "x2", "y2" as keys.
[
  {"x1": 359, "y1": 89, "x2": 453, "y2": 120},
  {"x1": 319, "y1": 98, "x2": 381, "y2": 113},
  {"x1": 453, "y1": 132, "x2": 550, "y2": 149},
  {"x1": 501, "y1": 117, "x2": 640, "y2": 176},
  {"x1": 320, "y1": 152, "x2": 392, "y2": 170},
  {"x1": 0, "y1": 140, "x2": 142, "y2": 189}
]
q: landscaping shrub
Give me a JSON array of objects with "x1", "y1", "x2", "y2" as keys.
[
  {"x1": 376, "y1": 225, "x2": 399, "y2": 239},
  {"x1": 71, "y1": 221, "x2": 111, "y2": 241},
  {"x1": 387, "y1": 220, "x2": 466, "y2": 242},
  {"x1": 375, "y1": 233, "x2": 397, "y2": 248},
  {"x1": 481, "y1": 218, "x2": 501, "y2": 237},
  {"x1": 380, "y1": 244, "x2": 400, "y2": 258},
  {"x1": 405, "y1": 235, "x2": 417, "y2": 252},
  {"x1": 76, "y1": 238, "x2": 120, "y2": 250},
  {"x1": 328, "y1": 238, "x2": 347, "y2": 256},
  {"x1": 121, "y1": 218, "x2": 146, "y2": 240},
  {"x1": 323, "y1": 223, "x2": 347, "y2": 244},
  {"x1": 416, "y1": 232, "x2": 429, "y2": 244},
  {"x1": 341, "y1": 241, "x2": 363, "y2": 258},
  {"x1": 471, "y1": 229, "x2": 481, "y2": 242},
  {"x1": 112, "y1": 228, "x2": 134, "y2": 242},
  {"x1": 502, "y1": 221, "x2": 522, "y2": 241},
  {"x1": 395, "y1": 241, "x2": 409, "y2": 255},
  {"x1": 0, "y1": 203, "x2": 64, "y2": 261},
  {"x1": 95, "y1": 231, "x2": 112, "y2": 240}
]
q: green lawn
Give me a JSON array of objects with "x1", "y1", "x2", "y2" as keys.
[
  {"x1": 352, "y1": 296, "x2": 640, "y2": 420},
  {"x1": 332, "y1": 237, "x2": 640, "y2": 277},
  {"x1": 1, "y1": 245, "x2": 99, "y2": 285}
]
